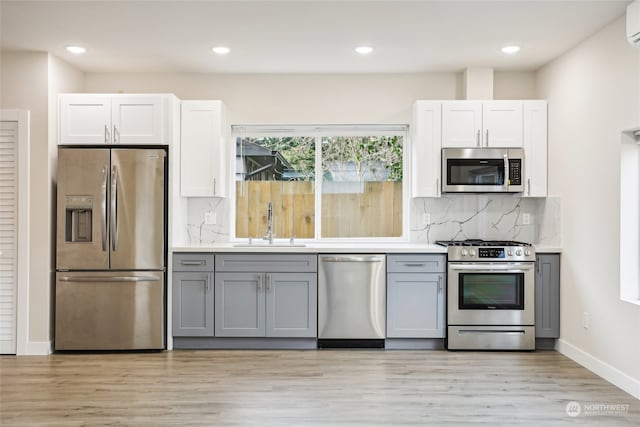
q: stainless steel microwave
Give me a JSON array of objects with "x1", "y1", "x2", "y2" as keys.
[{"x1": 442, "y1": 148, "x2": 524, "y2": 193}]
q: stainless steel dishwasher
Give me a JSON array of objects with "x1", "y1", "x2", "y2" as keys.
[{"x1": 318, "y1": 254, "x2": 386, "y2": 346}]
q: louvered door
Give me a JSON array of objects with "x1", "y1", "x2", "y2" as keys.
[{"x1": 0, "y1": 120, "x2": 17, "y2": 354}]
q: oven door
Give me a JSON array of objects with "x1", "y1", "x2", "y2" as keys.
[{"x1": 447, "y1": 262, "x2": 535, "y2": 325}]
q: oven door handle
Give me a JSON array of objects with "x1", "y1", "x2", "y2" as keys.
[{"x1": 449, "y1": 264, "x2": 534, "y2": 273}]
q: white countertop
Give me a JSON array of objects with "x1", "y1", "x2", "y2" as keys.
[
  {"x1": 172, "y1": 242, "x2": 448, "y2": 254},
  {"x1": 173, "y1": 243, "x2": 561, "y2": 254},
  {"x1": 533, "y1": 246, "x2": 563, "y2": 253}
]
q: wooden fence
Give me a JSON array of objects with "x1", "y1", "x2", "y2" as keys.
[{"x1": 235, "y1": 181, "x2": 402, "y2": 238}]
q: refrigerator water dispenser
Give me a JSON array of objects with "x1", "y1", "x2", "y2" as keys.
[{"x1": 65, "y1": 195, "x2": 93, "y2": 242}]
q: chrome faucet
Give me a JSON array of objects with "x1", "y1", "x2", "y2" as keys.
[{"x1": 263, "y1": 202, "x2": 274, "y2": 244}]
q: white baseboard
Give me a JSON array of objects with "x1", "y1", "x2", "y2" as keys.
[
  {"x1": 557, "y1": 339, "x2": 640, "y2": 400},
  {"x1": 25, "y1": 340, "x2": 53, "y2": 355}
]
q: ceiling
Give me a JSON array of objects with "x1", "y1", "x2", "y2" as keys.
[{"x1": 0, "y1": 0, "x2": 631, "y2": 74}]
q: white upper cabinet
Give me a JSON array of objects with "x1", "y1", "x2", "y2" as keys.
[
  {"x1": 59, "y1": 94, "x2": 164, "y2": 145},
  {"x1": 412, "y1": 101, "x2": 442, "y2": 197},
  {"x1": 59, "y1": 95, "x2": 112, "y2": 144},
  {"x1": 413, "y1": 99, "x2": 547, "y2": 198},
  {"x1": 442, "y1": 101, "x2": 482, "y2": 148},
  {"x1": 482, "y1": 101, "x2": 523, "y2": 148},
  {"x1": 442, "y1": 101, "x2": 523, "y2": 148},
  {"x1": 523, "y1": 101, "x2": 548, "y2": 197},
  {"x1": 180, "y1": 100, "x2": 227, "y2": 197},
  {"x1": 111, "y1": 96, "x2": 163, "y2": 144}
]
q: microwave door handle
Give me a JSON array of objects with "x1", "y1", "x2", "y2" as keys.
[{"x1": 503, "y1": 154, "x2": 509, "y2": 189}]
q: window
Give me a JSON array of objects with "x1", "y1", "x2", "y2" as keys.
[{"x1": 233, "y1": 125, "x2": 406, "y2": 240}]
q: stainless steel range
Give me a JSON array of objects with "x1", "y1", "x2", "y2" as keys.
[{"x1": 437, "y1": 240, "x2": 536, "y2": 351}]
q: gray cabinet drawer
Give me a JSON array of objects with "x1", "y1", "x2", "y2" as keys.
[
  {"x1": 173, "y1": 253, "x2": 215, "y2": 272},
  {"x1": 216, "y1": 254, "x2": 317, "y2": 273},
  {"x1": 387, "y1": 254, "x2": 445, "y2": 273}
]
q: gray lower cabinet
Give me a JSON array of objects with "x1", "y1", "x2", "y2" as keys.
[
  {"x1": 172, "y1": 253, "x2": 215, "y2": 337},
  {"x1": 215, "y1": 254, "x2": 318, "y2": 338},
  {"x1": 386, "y1": 254, "x2": 446, "y2": 338},
  {"x1": 535, "y1": 254, "x2": 560, "y2": 338}
]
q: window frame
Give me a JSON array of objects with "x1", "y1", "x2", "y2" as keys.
[{"x1": 230, "y1": 124, "x2": 410, "y2": 242}]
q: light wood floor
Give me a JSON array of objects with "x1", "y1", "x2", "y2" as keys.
[{"x1": 1, "y1": 350, "x2": 638, "y2": 426}]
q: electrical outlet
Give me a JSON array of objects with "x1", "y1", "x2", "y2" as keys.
[
  {"x1": 204, "y1": 212, "x2": 217, "y2": 225},
  {"x1": 582, "y1": 312, "x2": 589, "y2": 329},
  {"x1": 522, "y1": 213, "x2": 531, "y2": 225},
  {"x1": 423, "y1": 213, "x2": 431, "y2": 225}
]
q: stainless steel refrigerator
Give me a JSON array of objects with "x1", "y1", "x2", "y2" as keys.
[{"x1": 55, "y1": 147, "x2": 166, "y2": 350}]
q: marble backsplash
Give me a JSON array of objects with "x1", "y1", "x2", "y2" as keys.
[
  {"x1": 410, "y1": 195, "x2": 561, "y2": 246},
  {"x1": 185, "y1": 197, "x2": 230, "y2": 245},
  {"x1": 183, "y1": 195, "x2": 561, "y2": 247}
]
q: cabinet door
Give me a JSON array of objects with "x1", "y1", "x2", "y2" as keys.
[
  {"x1": 214, "y1": 272, "x2": 265, "y2": 337},
  {"x1": 111, "y1": 96, "x2": 163, "y2": 145},
  {"x1": 412, "y1": 101, "x2": 442, "y2": 197},
  {"x1": 442, "y1": 101, "x2": 482, "y2": 148},
  {"x1": 265, "y1": 273, "x2": 317, "y2": 338},
  {"x1": 535, "y1": 254, "x2": 560, "y2": 338},
  {"x1": 172, "y1": 272, "x2": 214, "y2": 337},
  {"x1": 523, "y1": 101, "x2": 548, "y2": 197},
  {"x1": 180, "y1": 100, "x2": 226, "y2": 197},
  {"x1": 387, "y1": 273, "x2": 445, "y2": 338},
  {"x1": 482, "y1": 101, "x2": 523, "y2": 148},
  {"x1": 59, "y1": 95, "x2": 112, "y2": 145}
]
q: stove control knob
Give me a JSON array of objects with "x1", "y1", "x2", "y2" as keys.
[
  {"x1": 516, "y1": 249, "x2": 523, "y2": 256},
  {"x1": 524, "y1": 249, "x2": 531, "y2": 257},
  {"x1": 461, "y1": 249, "x2": 468, "y2": 257},
  {"x1": 507, "y1": 250, "x2": 514, "y2": 256},
  {"x1": 469, "y1": 249, "x2": 476, "y2": 257}
]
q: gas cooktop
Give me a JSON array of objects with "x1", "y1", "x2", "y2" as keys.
[
  {"x1": 436, "y1": 239, "x2": 532, "y2": 247},
  {"x1": 438, "y1": 239, "x2": 535, "y2": 262}
]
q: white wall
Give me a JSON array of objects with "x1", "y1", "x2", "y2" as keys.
[
  {"x1": 1, "y1": 52, "x2": 51, "y2": 350},
  {"x1": 0, "y1": 52, "x2": 83, "y2": 353},
  {"x1": 494, "y1": 71, "x2": 536, "y2": 99},
  {"x1": 84, "y1": 71, "x2": 535, "y2": 124},
  {"x1": 536, "y1": 16, "x2": 640, "y2": 397}
]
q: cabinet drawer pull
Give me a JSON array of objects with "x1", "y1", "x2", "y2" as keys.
[
  {"x1": 403, "y1": 263, "x2": 426, "y2": 267},
  {"x1": 438, "y1": 275, "x2": 443, "y2": 293},
  {"x1": 180, "y1": 260, "x2": 205, "y2": 266},
  {"x1": 266, "y1": 273, "x2": 271, "y2": 291}
]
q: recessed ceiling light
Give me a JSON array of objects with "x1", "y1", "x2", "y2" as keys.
[
  {"x1": 212, "y1": 46, "x2": 230, "y2": 55},
  {"x1": 501, "y1": 45, "x2": 521, "y2": 54},
  {"x1": 355, "y1": 46, "x2": 373, "y2": 55},
  {"x1": 66, "y1": 46, "x2": 86, "y2": 54}
]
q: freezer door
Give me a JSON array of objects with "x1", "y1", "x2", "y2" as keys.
[
  {"x1": 57, "y1": 148, "x2": 110, "y2": 270},
  {"x1": 55, "y1": 271, "x2": 165, "y2": 350},
  {"x1": 110, "y1": 149, "x2": 165, "y2": 270}
]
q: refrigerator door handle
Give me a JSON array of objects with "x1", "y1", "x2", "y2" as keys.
[
  {"x1": 101, "y1": 166, "x2": 108, "y2": 252},
  {"x1": 110, "y1": 165, "x2": 119, "y2": 251},
  {"x1": 58, "y1": 275, "x2": 161, "y2": 283}
]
